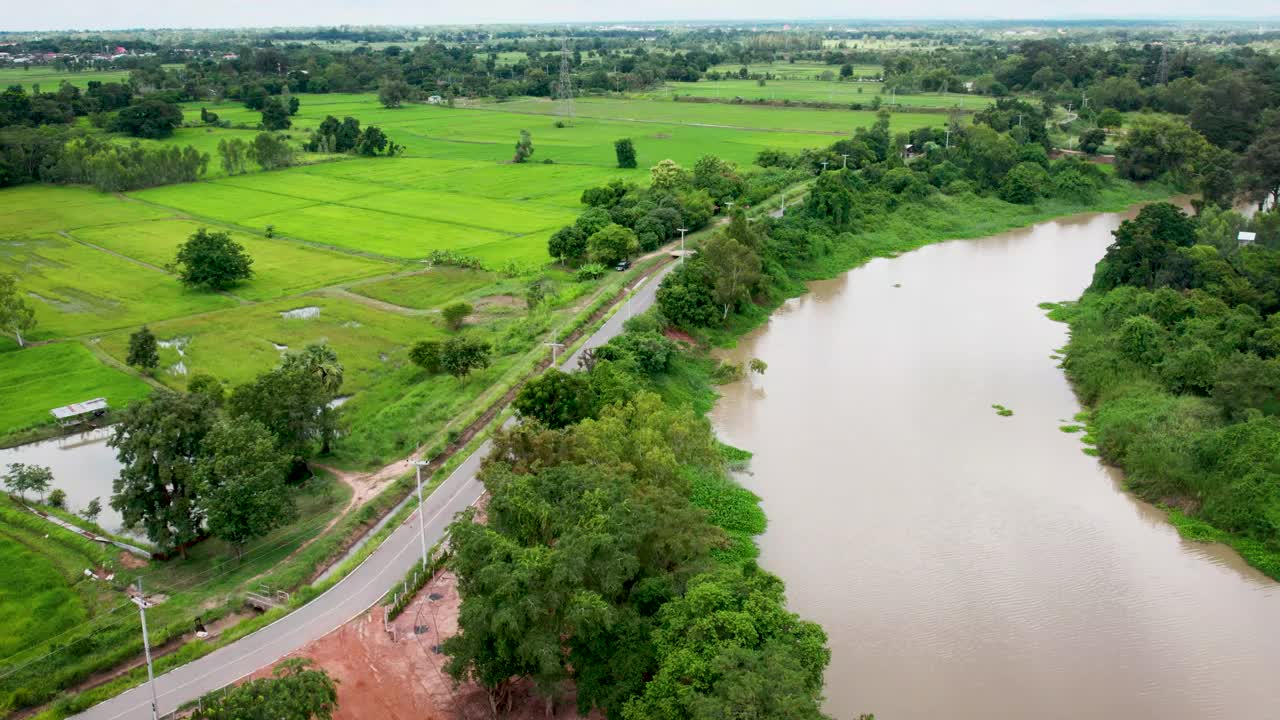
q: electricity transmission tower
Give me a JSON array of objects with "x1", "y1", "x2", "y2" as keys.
[
  {"x1": 558, "y1": 39, "x2": 575, "y2": 125},
  {"x1": 1156, "y1": 43, "x2": 1170, "y2": 86}
]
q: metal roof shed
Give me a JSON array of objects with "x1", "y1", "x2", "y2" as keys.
[{"x1": 50, "y1": 398, "x2": 109, "y2": 426}]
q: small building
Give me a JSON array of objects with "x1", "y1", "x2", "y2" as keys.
[
  {"x1": 50, "y1": 398, "x2": 109, "y2": 428},
  {"x1": 427, "y1": 95, "x2": 444, "y2": 105},
  {"x1": 1239, "y1": 231, "x2": 1257, "y2": 247}
]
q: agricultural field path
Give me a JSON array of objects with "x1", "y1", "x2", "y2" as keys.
[{"x1": 71, "y1": 260, "x2": 678, "y2": 720}]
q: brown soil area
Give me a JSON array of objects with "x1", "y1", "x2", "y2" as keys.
[{"x1": 251, "y1": 569, "x2": 595, "y2": 720}]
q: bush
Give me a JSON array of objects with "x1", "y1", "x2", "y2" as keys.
[
  {"x1": 48, "y1": 488, "x2": 67, "y2": 509},
  {"x1": 441, "y1": 302, "x2": 473, "y2": 331},
  {"x1": 575, "y1": 263, "x2": 606, "y2": 281}
]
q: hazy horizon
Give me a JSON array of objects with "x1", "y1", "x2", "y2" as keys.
[{"x1": 2, "y1": 0, "x2": 1277, "y2": 34}]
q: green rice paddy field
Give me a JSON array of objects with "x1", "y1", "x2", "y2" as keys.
[
  {"x1": 1, "y1": 92, "x2": 959, "y2": 446},
  {"x1": 656, "y1": 79, "x2": 994, "y2": 109},
  {"x1": 0, "y1": 66, "x2": 131, "y2": 90},
  {"x1": 707, "y1": 62, "x2": 883, "y2": 79}
]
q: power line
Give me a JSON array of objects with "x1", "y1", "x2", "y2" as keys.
[{"x1": 558, "y1": 38, "x2": 574, "y2": 126}]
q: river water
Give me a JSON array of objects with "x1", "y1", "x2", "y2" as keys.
[{"x1": 709, "y1": 207, "x2": 1280, "y2": 719}]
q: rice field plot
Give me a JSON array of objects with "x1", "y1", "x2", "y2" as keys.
[
  {"x1": 214, "y1": 170, "x2": 382, "y2": 203},
  {"x1": 296, "y1": 157, "x2": 485, "y2": 188},
  {"x1": 0, "y1": 185, "x2": 171, "y2": 235},
  {"x1": 349, "y1": 267, "x2": 503, "y2": 310},
  {"x1": 708, "y1": 62, "x2": 883, "y2": 79},
  {"x1": 658, "y1": 80, "x2": 993, "y2": 110},
  {"x1": 0, "y1": 342, "x2": 151, "y2": 436},
  {"x1": 71, "y1": 219, "x2": 397, "y2": 302},
  {"x1": 0, "y1": 233, "x2": 237, "y2": 340},
  {"x1": 481, "y1": 96, "x2": 943, "y2": 134},
  {"x1": 342, "y1": 188, "x2": 574, "y2": 234},
  {"x1": 130, "y1": 182, "x2": 319, "y2": 224},
  {"x1": 241, "y1": 203, "x2": 512, "y2": 258},
  {"x1": 0, "y1": 66, "x2": 131, "y2": 90},
  {"x1": 0, "y1": 531, "x2": 91, "y2": 663},
  {"x1": 95, "y1": 295, "x2": 446, "y2": 391}
]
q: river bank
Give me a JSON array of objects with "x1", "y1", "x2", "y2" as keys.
[{"x1": 702, "y1": 199, "x2": 1280, "y2": 718}]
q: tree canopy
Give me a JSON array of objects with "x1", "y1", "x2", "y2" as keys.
[{"x1": 172, "y1": 228, "x2": 254, "y2": 291}]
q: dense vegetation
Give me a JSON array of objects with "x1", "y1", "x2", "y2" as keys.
[
  {"x1": 1056, "y1": 202, "x2": 1280, "y2": 577},
  {"x1": 448, "y1": 314, "x2": 829, "y2": 718}
]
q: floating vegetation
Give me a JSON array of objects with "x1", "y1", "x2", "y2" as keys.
[
  {"x1": 991, "y1": 404, "x2": 1014, "y2": 417},
  {"x1": 1059, "y1": 424, "x2": 1084, "y2": 433}
]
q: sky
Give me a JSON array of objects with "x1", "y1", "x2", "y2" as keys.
[{"x1": 2, "y1": 0, "x2": 1277, "y2": 33}]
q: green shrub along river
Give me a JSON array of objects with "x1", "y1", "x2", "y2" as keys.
[{"x1": 1053, "y1": 202, "x2": 1280, "y2": 579}]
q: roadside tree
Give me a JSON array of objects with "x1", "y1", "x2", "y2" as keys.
[
  {"x1": 702, "y1": 234, "x2": 762, "y2": 321},
  {"x1": 514, "y1": 369, "x2": 596, "y2": 428},
  {"x1": 197, "y1": 419, "x2": 294, "y2": 559},
  {"x1": 588, "y1": 224, "x2": 639, "y2": 265}
]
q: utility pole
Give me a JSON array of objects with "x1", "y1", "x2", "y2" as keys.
[
  {"x1": 677, "y1": 227, "x2": 688, "y2": 262},
  {"x1": 134, "y1": 580, "x2": 160, "y2": 720},
  {"x1": 841, "y1": 153, "x2": 849, "y2": 169},
  {"x1": 543, "y1": 342, "x2": 565, "y2": 366},
  {"x1": 945, "y1": 126, "x2": 952, "y2": 149},
  {"x1": 820, "y1": 161, "x2": 829, "y2": 172},
  {"x1": 411, "y1": 460, "x2": 430, "y2": 567},
  {"x1": 724, "y1": 201, "x2": 735, "y2": 214},
  {"x1": 558, "y1": 39, "x2": 574, "y2": 126}
]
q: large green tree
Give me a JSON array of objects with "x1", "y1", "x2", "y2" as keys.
[
  {"x1": 621, "y1": 567, "x2": 832, "y2": 720},
  {"x1": 172, "y1": 228, "x2": 254, "y2": 291},
  {"x1": 701, "y1": 234, "x2": 762, "y2": 321},
  {"x1": 228, "y1": 344, "x2": 343, "y2": 460},
  {"x1": 588, "y1": 223, "x2": 640, "y2": 265},
  {"x1": 197, "y1": 419, "x2": 294, "y2": 559},
  {"x1": 513, "y1": 369, "x2": 596, "y2": 429},
  {"x1": 111, "y1": 99, "x2": 182, "y2": 139},
  {"x1": 109, "y1": 390, "x2": 219, "y2": 553}
]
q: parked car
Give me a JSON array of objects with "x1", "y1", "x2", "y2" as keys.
[{"x1": 615, "y1": 259, "x2": 631, "y2": 271}]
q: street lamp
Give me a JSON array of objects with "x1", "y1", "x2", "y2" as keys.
[
  {"x1": 677, "y1": 227, "x2": 688, "y2": 262},
  {"x1": 411, "y1": 460, "x2": 430, "y2": 566}
]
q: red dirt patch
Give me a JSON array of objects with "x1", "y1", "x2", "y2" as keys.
[
  {"x1": 663, "y1": 327, "x2": 696, "y2": 345},
  {"x1": 251, "y1": 569, "x2": 596, "y2": 720}
]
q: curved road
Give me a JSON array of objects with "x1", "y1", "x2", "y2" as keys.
[{"x1": 74, "y1": 261, "x2": 678, "y2": 720}]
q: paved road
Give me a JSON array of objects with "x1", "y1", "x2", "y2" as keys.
[{"x1": 74, "y1": 261, "x2": 678, "y2": 720}]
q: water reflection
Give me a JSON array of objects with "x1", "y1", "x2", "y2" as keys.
[{"x1": 0, "y1": 427, "x2": 126, "y2": 534}]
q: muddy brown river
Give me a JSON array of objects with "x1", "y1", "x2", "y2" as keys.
[{"x1": 710, "y1": 207, "x2": 1280, "y2": 719}]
